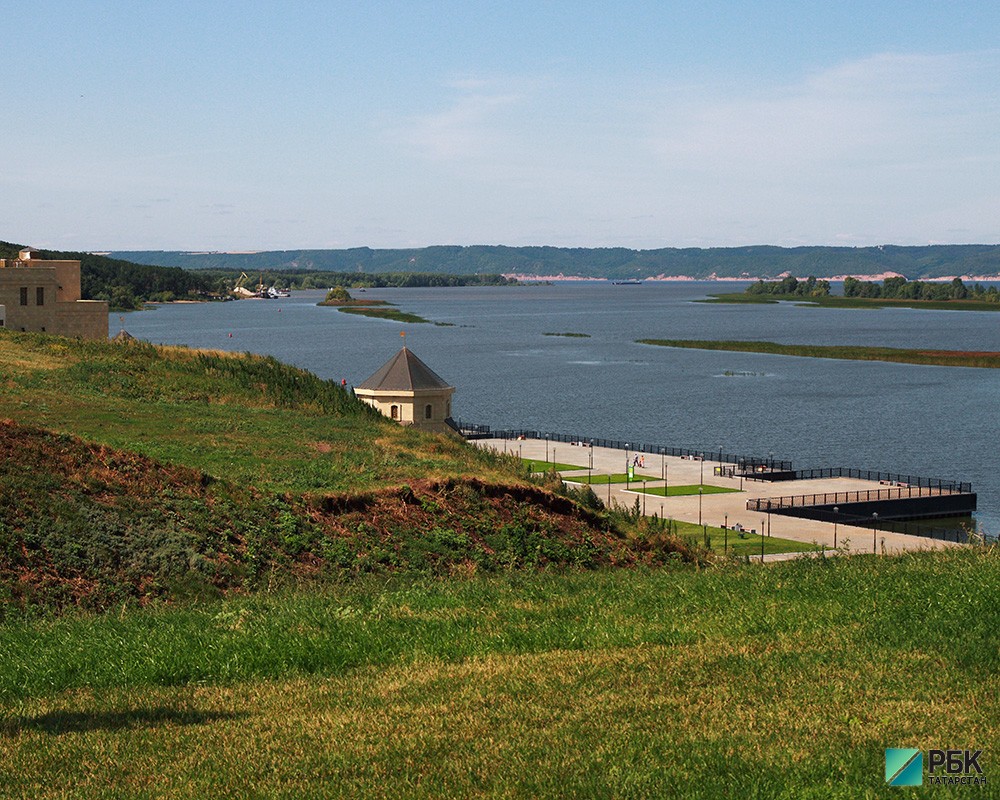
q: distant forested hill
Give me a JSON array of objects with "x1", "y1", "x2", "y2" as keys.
[
  {"x1": 2, "y1": 241, "x2": 213, "y2": 309},
  {"x1": 108, "y1": 244, "x2": 1000, "y2": 280}
]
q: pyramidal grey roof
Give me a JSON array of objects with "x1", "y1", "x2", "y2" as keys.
[{"x1": 357, "y1": 347, "x2": 453, "y2": 392}]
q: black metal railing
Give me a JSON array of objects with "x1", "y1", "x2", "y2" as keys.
[
  {"x1": 791, "y1": 466, "x2": 971, "y2": 494},
  {"x1": 455, "y1": 421, "x2": 791, "y2": 470},
  {"x1": 745, "y1": 492, "x2": 981, "y2": 544},
  {"x1": 747, "y1": 485, "x2": 964, "y2": 511}
]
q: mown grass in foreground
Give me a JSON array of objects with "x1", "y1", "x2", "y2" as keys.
[
  {"x1": 638, "y1": 338, "x2": 1000, "y2": 369},
  {"x1": 0, "y1": 549, "x2": 996, "y2": 798}
]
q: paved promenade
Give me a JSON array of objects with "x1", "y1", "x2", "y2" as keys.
[{"x1": 476, "y1": 437, "x2": 962, "y2": 556}]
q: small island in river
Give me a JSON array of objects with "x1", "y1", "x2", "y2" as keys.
[
  {"x1": 638, "y1": 339, "x2": 1000, "y2": 369},
  {"x1": 703, "y1": 276, "x2": 1000, "y2": 312}
]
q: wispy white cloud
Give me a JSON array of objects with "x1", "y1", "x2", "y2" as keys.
[
  {"x1": 389, "y1": 77, "x2": 533, "y2": 163},
  {"x1": 649, "y1": 50, "x2": 1000, "y2": 174},
  {"x1": 372, "y1": 52, "x2": 1000, "y2": 247}
]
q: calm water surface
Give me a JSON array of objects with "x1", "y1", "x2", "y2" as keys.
[{"x1": 120, "y1": 282, "x2": 1000, "y2": 533}]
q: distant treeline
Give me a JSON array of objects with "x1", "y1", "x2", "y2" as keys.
[
  {"x1": 744, "y1": 275, "x2": 1000, "y2": 303},
  {"x1": 109, "y1": 244, "x2": 1000, "y2": 280},
  {"x1": 745, "y1": 276, "x2": 831, "y2": 297},
  {"x1": 199, "y1": 269, "x2": 514, "y2": 291},
  {"x1": 843, "y1": 276, "x2": 1000, "y2": 302},
  {"x1": 1, "y1": 240, "x2": 212, "y2": 310},
  {"x1": 2, "y1": 241, "x2": 510, "y2": 310}
]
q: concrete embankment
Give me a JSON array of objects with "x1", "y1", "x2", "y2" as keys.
[{"x1": 475, "y1": 437, "x2": 965, "y2": 556}]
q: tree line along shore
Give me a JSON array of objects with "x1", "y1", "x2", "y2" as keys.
[
  {"x1": 705, "y1": 274, "x2": 1000, "y2": 310},
  {"x1": 7, "y1": 239, "x2": 1000, "y2": 311}
]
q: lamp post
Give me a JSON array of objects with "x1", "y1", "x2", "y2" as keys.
[
  {"x1": 698, "y1": 486, "x2": 703, "y2": 526},
  {"x1": 833, "y1": 506, "x2": 839, "y2": 549},
  {"x1": 700, "y1": 453, "x2": 704, "y2": 486},
  {"x1": 872, "y1": 512, "x2": 879, "y2": 554},
  {"x1": 642, "y1": 481, "x2": 646, "y2": 516}
]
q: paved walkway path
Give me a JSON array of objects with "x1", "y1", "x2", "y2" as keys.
[{"x1": 476, "y1": 437, "x2": 962, "y2": 556}]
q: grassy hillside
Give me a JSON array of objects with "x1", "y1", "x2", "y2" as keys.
[
  {"x1": 0, "y1": 331, "x2": 493, "y2": 493},
  {"x1": 1, "y1": 329, "x2": 996, "y2": 797},
  {"x1": 1, "y1": 549, "x2": 996, "y2": 798},
  {"x1": 0, "y1": 331, "x2": 689, "y2": 613}
]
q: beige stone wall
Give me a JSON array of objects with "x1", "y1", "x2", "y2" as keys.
[
  {"x1": 0, "y1": 259, "x2": 108, "y2": 339},
  {"x1": 356, "y1": 387, "x2": 456, "y2": 433},
  {"x1": 52, "y1": 261, "x2": 83, "y2": 302},
  {"x1": 55, "y1": 300, "x2": 109, "y2": 339}
]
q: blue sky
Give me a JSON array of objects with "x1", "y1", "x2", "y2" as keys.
[{"x1": 3, "y1": 1, "x2": 999, "y2": 251}]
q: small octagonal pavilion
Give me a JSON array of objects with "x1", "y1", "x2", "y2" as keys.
[{"x1": 355, "y1": 347, "x2": 456, "y2": 433}]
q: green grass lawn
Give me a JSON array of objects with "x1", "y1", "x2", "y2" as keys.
[
  {"x1": 668, "y1": 520, "x2": 820, "y2": 556},
  {"x1": 636, "y1": 483, "x2": 740, "y2": 497},
  {"x1": 521, "y1": 458, "x2": 588, "y2": 473},
  {"x1": 567, "y1": 472, "x2": 660, "y2": 484},
  {"x1": 1, "y1": 548, "x2": 996, "y2": 798}
]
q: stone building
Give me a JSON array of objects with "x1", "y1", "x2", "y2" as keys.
[
  {"x1": 355, "y1": 346, "x2": 456, "y2": 433},
  {"x1": 0, "y1": 248, "x2": 108, "y2": 339}
]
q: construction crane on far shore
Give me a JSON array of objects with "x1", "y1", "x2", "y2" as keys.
[{"x1": 232, "y1": 272, "x2": 255, "y2": 298}]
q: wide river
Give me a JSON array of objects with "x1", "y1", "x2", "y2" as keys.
[{"x1": 120, "y1": 282, "x2": 1000, "y2": 535}]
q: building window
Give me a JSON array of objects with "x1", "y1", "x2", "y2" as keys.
[
  {"x1": 390, "y1": 405, "x2": 399, "y2": 420},
  {"x1": 19, "y1": 287, "x2": 28, "y2": 306},
  {"x1": 425, "y1": 404, "x2": 433, "y2": 420},
  {"x1": 36, "y1": 287, "x2": 44, "y2": 306}
]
